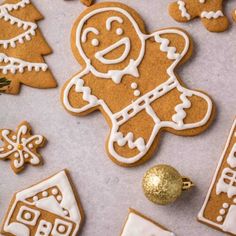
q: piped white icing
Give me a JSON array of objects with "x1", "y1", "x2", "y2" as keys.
[
  {"x1": 222, "y1": 205, "x2": 236, "y2": 234},
  {"x1": 227, "y1": 144, "x2": 236, "y2": 168},
  {"x1": 177, "y1": 1, "x2": 191, "y2": 20},
  {"x1": 0, "y1": 53, "x2": 48, "y2": 74},
  {"x1": 106, "y1": 16, "x2": 123, "y2": 31},
  {"x1": 201, "y1": 10, "x2": 224, "y2": 19},
  {"x1": 95, "y1": 37, "x2": 131, "y2": 66},
  {"x1": 0, "y1": 0, "x2": 37, "y2": 49},
  {"x1": 121, "y1": 212, "x2": 175, "y2": 236},
  {"x1": 63, "y1": 6, "x2": 213, "y2": 165},
  {"x1": 216, "y1": 167, "x2": 236, "y2": 198}
]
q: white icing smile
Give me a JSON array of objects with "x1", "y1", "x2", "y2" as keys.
[{"x1": 95, "y1": 37, "x2": 130, "y2": 65}]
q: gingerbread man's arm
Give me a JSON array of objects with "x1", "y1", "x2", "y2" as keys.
[
  {"x1": 150, "y1": 28, "x2": 192, "y2": 66},
  {"x1": 62, "y1": 69, "x2": 99, "y2": 116}
]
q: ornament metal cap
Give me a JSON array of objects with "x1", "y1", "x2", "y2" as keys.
[{"x1": 142, "y1": 164, "x2": 194, "y2": 205}]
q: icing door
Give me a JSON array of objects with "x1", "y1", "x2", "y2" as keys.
[{"x1": 222, "y1": 205, "x2": 236, "y2": 234}]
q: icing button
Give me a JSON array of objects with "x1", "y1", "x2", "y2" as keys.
[
  {"x1": 131, "y1": 82, "x2": 138, "y2": 89},
  {"x1": 223, "y1": 203, "x2": 229, "y2": 209},
  {"x1": 134, "y1": 90, "x2": 141, "y2": 97}
]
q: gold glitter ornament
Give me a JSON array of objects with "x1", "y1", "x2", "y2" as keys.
[{"x1": 142, "y1": 165, "x2": 194, "y2": 205}]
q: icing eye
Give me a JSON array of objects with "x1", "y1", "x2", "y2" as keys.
[
  {"x1": 91, "y1": 38, "x2": 99, "y2": 47},
  {"x1": 116, "y1": 28, "x2": 123, "y2": 35}
]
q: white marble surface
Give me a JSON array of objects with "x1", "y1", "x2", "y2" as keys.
[{"x1": 0, "y1": 0, "x2": 236, "y2": 235}]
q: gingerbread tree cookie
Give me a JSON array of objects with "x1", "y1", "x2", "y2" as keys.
[
  {"x1": 0, "y1": 0, "x2": 57, "y2": 94},
  {"x1": 0, "y1": 121, "x2": 46, "y2": 173},
  {"x1": 1, "y1": 170, "x2": 84, "y2": 235},
  {"x1": 61, "y1": 2, "x2": 214, "y2": 167},
  {"x1": 169, "y1": 0, "x2": 229, "y2": 32}
]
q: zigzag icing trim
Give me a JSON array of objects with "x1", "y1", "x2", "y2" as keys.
[
  {"x1": 201, "y1": 10, "x2": 224, "y2": 19},
  {"x1": 172, "y1": 92, "x2": 192, "y2": 126},
  {"x1": 0, "y1": 0, "x2": 37, "y2": 49},
  {"x1": 112, "y1": 132, "x2": 146, "y2": 152},
  {"x1": 177, "y1": 1, "x2": 191, "y2": 20},
  {"x1": 73, "y1": 77, "x2": 98, "y2": 106},
  {"x1": 0, "y1": 53, "x2": 48, "y2": 74},
  {"x1": 154, "y1": 34, "x2": 180, "y2": 60}
]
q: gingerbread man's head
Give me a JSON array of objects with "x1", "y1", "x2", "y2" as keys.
[{"x1": 71, "y1": 3, "x2": 146, "y2": 84}]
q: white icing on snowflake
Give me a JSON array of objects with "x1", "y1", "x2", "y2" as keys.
[{"x1": 0, "y1": 123, "x2": 44, "y2": 170}]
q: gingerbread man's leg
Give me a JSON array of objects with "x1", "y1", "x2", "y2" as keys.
[{"x1": 107, "y1": 108, "x2": 159, "y2": 166}]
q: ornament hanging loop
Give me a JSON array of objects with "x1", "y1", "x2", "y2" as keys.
[{"x1": 182, "y1": 176, "x2": 194, "y2": 191}]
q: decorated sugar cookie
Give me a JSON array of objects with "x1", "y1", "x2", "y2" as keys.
[
  {"x1": 1, "y1": 170, "x2": 84, "y2": 236},
  {"x1": 120, "y1": 209, "x2": 175, "y2": 236},
  {"x1": 61, "y1": 2, "x2": 214, "y2": 167},
  {"x1": 169, "y1": 0, "x2": 229, "y2": 32},
  {"x1": 0, "y1": 121, "x2": 46, "y2": 173},
  {"x1": 0, "y1": 0, "x2": 56, "y2": 94},
  {"x1": 198, "y1": 118, "x2": 236, "y2": 235}
]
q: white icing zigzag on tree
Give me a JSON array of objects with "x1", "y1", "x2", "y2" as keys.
[
  {"x1": 0, "y1": 53, "x2": 48, "y2": 74},
  {"x1": 0, "y1": 0, "x2": 38, "y2": 49}
]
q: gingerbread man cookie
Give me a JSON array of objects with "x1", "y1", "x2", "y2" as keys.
[
  {"x1": 1, "y1": 170, "x2": 84, "y2": 236},
  {"x1": 61, "y1": 2, "x2": 215, "y2": 167},
  {"x1": 0, "y1": 0, "x2": 56, "y2": 94},
  {"x1": 0, "y1": 121, "x2": 46, "y2": 173},
  {"x1": 169, "y1": 0, "x2": 229, "y2": 32}
]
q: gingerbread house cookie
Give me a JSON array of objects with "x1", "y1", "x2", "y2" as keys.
[
  {"x1": 198, "y1": 118, "x2": 236, "y2": 235},
  {"x1": 1, "y1": 170, "x2": 84, "y2": 235}
]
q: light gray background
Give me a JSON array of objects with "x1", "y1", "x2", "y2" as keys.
[{"x1": 0, "y1": 0, "x2": 236, "y2": 235}]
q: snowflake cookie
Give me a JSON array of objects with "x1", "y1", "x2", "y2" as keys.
[
  {"x1": 61, "y1": 2, "x2": 214, "y2": 167},
  {"x1": 169, "y1": 0, "x2": 229, "y2": 32},
  {"x1": 1, "y1": 170, "x2": 84, "y2": 236},
  {"x1": 0, "y1": 121, "x2": 46, "y2": 173}
]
